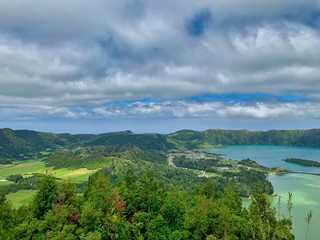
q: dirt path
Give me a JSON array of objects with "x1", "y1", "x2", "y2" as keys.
[{"x1": 167, "y1": 155, "x2": 176, "y2": 167}]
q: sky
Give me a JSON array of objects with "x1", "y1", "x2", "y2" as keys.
[{"x1": 1, "y1": 0, "x2": 320, "y2": 134}]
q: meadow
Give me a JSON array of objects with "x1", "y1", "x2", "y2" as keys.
[{"x1": 0, "y1": 159, "x2": 98, "y2": 206}]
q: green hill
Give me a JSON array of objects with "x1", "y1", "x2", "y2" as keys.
[
  {"x1": 168, "y1": 128, "x2": 320, "y2": 148},
  {"x1": 0, "y1": 129, "x2": 96, "y2": 162},
  {"x1": 44, "y1": 145, "x2": 167, "y2": 169},
  {"x1": 1, "y1": 128, "x2": 320, "y2": 163},
  {"x1": 88, "y1": 131, "x2": 176, "y2": 151}
]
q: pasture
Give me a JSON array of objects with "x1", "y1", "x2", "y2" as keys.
[
  {"x1": 6, "y1": 190, "x2": 35, "y2": 207},
  {"x1": 0, "y1": 159, "x2": 99, "y2": 207},
  {"x1": 0, "y1": 159, "x2": 98, "y2": 182}
]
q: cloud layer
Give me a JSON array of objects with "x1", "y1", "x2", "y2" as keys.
[{"x1": 1, "y1": 0, "x2": 320, "y2": 130}]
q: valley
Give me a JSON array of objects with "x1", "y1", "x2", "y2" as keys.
[{"x1": 1, "y1": 128, "x2": 320, "y2": 239}]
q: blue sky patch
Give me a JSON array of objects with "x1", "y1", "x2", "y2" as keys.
[
  {"x1": 278, "y1": 94, "x2": 307, "y2": 102},
  {"x1": 306, "y1": 9, "x2": 320, "y2": 27},
  {"x1": 106, "y1": 93, "x2": 307, "y2": 108},
  {"x1": 181, "y1": 93, "x2": 307, "y2": 104},
  {"x1": 186, "y1": 10, "x2": 212, "y2": 37}
]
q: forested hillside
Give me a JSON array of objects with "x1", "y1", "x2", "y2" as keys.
[
  {"x1": 168, "y1": 129, "x2": 320, "y2": 149},
  {"x1": 87, "y1": 131, "x2": 176, "y2": 151},
  {"x1": 0, "y1": 128, "x2": 96, "y2": 162},
  {"x1": 44, "y1": 145, "x2": 167, "y2": 169},
  {"x1": 1, "y1": 128, "x2": 320, "y2": 163},
  {"x1": 0, "y1": 129, "x2": 174, "y2": 162},
  {"x1": 0, "y1": 170, "x2": 294, "y2": 240}
]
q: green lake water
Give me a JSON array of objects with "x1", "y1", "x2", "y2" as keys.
[
  {"x1": 269, "y1": 174, "x2": 320, "y2": 240},
  {"x1": 209, "y1": 145, "x2": 320, "y2": 240}
]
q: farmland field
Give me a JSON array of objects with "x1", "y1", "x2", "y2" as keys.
[
  {"x1": 0, "y1": 180, "x2": 11, "y2": 186},
  {"x1": 0, "y1": 159, "x2": 98, "y2": 182},
  {"x1": 0, "y1": 160, "x2": 47, "y2": 178},
  {"x1": 1, "y1": 159, "x2": 99, "y2": 207},
  {"x1": 6, "y1": 190, "x2": 35, "y2": 207}
]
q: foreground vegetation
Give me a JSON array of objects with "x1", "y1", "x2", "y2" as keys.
[{"x1": 0, "y1": 170, "x2": 294, "y2": 239}]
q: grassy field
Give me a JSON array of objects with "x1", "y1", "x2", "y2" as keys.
[
  {"x1": 0, "y1": 159, "x2": 98, "y2": 182},
  {"x1": 6, "y1": 190, "x2": 36, "y2": 207},
  {"x1": 54, "y1": 168, "x2": 97, "y2": 182},
  {"x1": 0, "y1": 180, "x2": 12, "y2": 186},
  {"x1": 1, "y1": 159, "x2": 99, "y2": 207},
  {"x1": 0, "y1": 160, "x2": 47, "y2": 178}
]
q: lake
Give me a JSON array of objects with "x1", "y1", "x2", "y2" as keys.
[{"x1": 208, "y1": 145, "x2": 320, "y2": 240}]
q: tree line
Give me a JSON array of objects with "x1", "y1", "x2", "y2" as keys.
[{"x1": 1, "y1": 168, "x2": 294, "y2": 239}]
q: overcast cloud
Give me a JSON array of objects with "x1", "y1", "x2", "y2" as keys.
[{"x1": 1, "y1": 0, "x2": 320, "y2": 132}]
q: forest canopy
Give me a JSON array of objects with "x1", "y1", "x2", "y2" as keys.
[{"x1": 0, "y1": 169, "x2": 294, "y2": 240}]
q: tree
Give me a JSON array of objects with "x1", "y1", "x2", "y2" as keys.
[
  {"x1": 146, "y1": 215, "x2": 171, "y2": 239},
  {"x1": 161, "y1": 186, "x2": 187, "y2": 230},
  {"x1": 137, "y1": 170, "x2": 166, "y2": 213},
  {"x1": 193, "y1": 178, "x2": 221, "y2": 199},
  {"x1": 84, "y1": 170, "x2": 112, "y2": 211},
  {"x1": 0, "y1": 195, "x2": 15, "y2": 239},
  {"x1": 33, "y1": 175, "x2": 58, "y2": 219},
  {"x1": 247, "y1": 193, "x2": 293, "y2": 240},
  {"x1": 184, "y1": 195, "x2": 218, "y2": 239},
  {"x1": 222, "y1": 185, "x2": 242, "y2": 215},
  {"x1": 6, "y1": 174, "x2": 24, "y2": 183},
  {"x1": 56, "y1": 180, "x2": 77, "y2": 206}
]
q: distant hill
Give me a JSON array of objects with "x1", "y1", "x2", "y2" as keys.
[
  {"x1": 0, "y1": 129, "x2": 175, "y2": 162},
  {"x1": 1, "y1": 128, "x2": 320, "y2": 162},
  {"x1": 87, "y1": 131, "x2": 175, "y2": 151},
  {"x1": 0, "y1": 128, "x2": 96, "y2": 162},
  {"x1": 169, "y1": 129, "x2": 320, "y2": 148}
]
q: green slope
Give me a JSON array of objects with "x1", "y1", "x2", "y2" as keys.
[
  {"x1": 1, "y1": 128, "x2": 320, "y2": 163},
  {"x1": 0, "y1": 129, "x2": 96, "y2": 162},
  {"x1": 88, "y1": 131, "x2": 176, "y2": 151},
  {"x1": 168, "y1": 128, "x2": 320, "y2": 148}
]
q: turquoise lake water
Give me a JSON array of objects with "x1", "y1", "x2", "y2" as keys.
[{"x1": 208, "y1": 145, "x2": 320, "y2": 240}]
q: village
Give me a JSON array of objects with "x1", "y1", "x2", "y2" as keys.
[{"x1": 166, "y1": 151, "x2": 254, "y2": 177}]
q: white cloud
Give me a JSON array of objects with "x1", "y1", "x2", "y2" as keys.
[
  {"x1": 0, "y1": 0, "x2": 320, "y2": 125},
  {"x1": 89, "y1": 101, "x2": 320, "y2": 120}
]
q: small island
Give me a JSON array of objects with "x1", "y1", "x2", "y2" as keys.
[{"x1": 283, "y1": 158, "x2": 320, "y2": 167}]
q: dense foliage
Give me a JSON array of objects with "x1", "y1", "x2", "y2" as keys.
[
  {"x1": 5, "y1": 174, "x2": 24, "y2": 183},
  {"x1": 168, "y1": 129, "x2": 320, "y2": 149},
  {"x1": 44, "y1": 145, "x2": 166, "y2": 169},
  {"x1": 0, "y1": 170, "x2": 294, "y2": 239},
  {"x1": 87, "y1": 131, "x2": 175, "y2": 151},
  {"x1": 173, "y1": 156, "x2": 231, "y2": 172},
  {"x1": 0, "y1": 174, "x2": 43, "y2": 195},
  {"x1": 219, "y1": 169, "x2": 274, "y2": 197},
  {"x1": 283, "y1": 158, "x2": 320, "y2": 167},
  {"x1": 0, "y1": 128, "x2": 96, "y2": 162}
]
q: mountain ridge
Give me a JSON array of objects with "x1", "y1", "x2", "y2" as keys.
[{"x1": 1, "y1": 128, "x2": 320, "y2": 162}]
